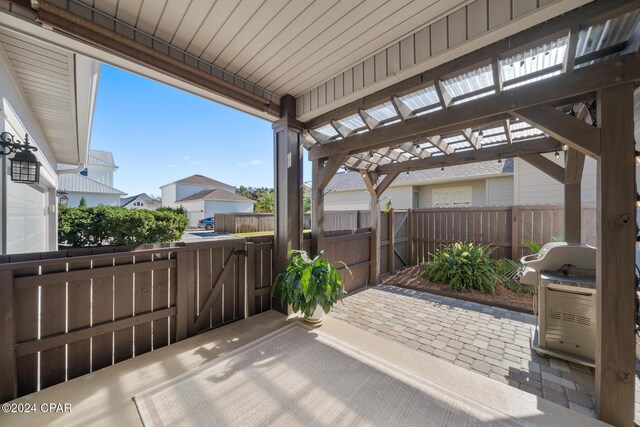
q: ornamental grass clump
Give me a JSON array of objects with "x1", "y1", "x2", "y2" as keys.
[
  {"x1": 273, "y1": 250, "x2": 347, "y2": 318},
  {"x1": 423, "y1": 242, "x2": 497, "y2": 293}
]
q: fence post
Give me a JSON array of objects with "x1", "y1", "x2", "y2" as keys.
[
  {"x1": 388, "y1": 208, "x2": 395, "y2": 275},
  {"x1": 0, "y1": 270, "x2": 17, "y2": 402},
  {"x1": 511, "y1": 206, "x2": 520, "y2": 261},
  {"x1": 407, "y1": 209, "x2": 413, "y2": 265},
  {"x1": 175, "y1": 250, "x2": 188, "y2": 341},
  {"x1": 246, "y1": 242, "x2": 256, "y2": 317}
]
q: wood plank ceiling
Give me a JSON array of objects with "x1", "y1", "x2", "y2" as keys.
[
  {"x1": 0, "y1": 28, "x2": 79, "y2": 164},
  {"x1": 76, "y1": 0, "x2": 471, "y2": 98}
]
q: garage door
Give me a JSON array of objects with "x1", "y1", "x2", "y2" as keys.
[{"x1": 7, "y1": 181, "x2": 47, "y2": 253}]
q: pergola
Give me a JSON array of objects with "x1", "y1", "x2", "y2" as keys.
[{"x1": 1, "y1": 0, "x2": 639, "y2": 425}]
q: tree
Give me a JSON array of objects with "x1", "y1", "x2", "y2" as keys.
[
  {"x1": 79, "y1": 196, "x2": 87, "y2": 208},
  {"x1": 236, "y1": 186, "x2": 272, "y2": 202},
  {"x1": 303, "y1": 193, "x2": 311, "y2": 213},
  {"x1": 255, "y1": 191, "x2": 274, "y2": 213}
]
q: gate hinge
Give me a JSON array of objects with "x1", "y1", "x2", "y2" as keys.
[{"x1": 233, "y1": 248, "x2": 247, "y2": 256}]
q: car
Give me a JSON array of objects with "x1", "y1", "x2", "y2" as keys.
[{"x1": 197, "y1": 217, "x2": 214, "y2": 230}]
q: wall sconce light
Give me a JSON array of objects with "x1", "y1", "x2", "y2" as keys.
[
  {"x1": 56, "y1": 190, "x2": 68, "y2": 206},
  {"x1": 0, "y1": 132, "x2": 40, "y2": 184}
]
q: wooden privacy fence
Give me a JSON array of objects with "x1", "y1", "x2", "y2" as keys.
[
  {"x1": 409, "y1": 204, "x2": 596, "y2": 264},
  {"x1": 0, "y1": 229, "x2": 372, "y2": 403},
  {"x1": 215, "y1": 211, "x2": 372, "y2": 233}
]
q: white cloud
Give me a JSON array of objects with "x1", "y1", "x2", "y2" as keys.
[
  {"x1": 167, "y1": 163, "x2": 175, "y2": 168},
  {"x1": 183, "y1": 156, "x2": 190, "y2": 160},
  {"x1": 249, "y1": 159, "x2": 263, "y2": 165},
  {"x1": 190, "y1": 161, "x2": 200, "y2": 166}
]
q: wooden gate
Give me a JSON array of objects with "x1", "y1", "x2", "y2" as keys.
[{"x1": 381, "y1": 209, "x2": 410, "y2": 275}]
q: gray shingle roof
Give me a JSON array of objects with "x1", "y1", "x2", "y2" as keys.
[
  {"x1": 161, "y1": 174, "x2": 234, "y2": 189},
  {"x1": 59, "y1": 174, "x2": 126, "y2": 195},
  {"x1": 176, "y1": 188, "x2": 254, "y2": 203},
  {"x1": 326, "y1": 158, "x2": 513, "y2": 191}
]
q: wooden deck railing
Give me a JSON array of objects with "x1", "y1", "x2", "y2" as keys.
[{"x1": 0, "y1": 230, "x2": 372, "y2": 403}]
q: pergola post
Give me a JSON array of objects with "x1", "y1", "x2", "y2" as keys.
[
  {"x1": 564, "y1": 148, "x2": 585, "y2": 243},
  {"x1": 311, "y1": 158, "x2": 324, "y2": 256},
  {"x1": 273, "y1": 94, "x2": 303, "y2": 313},
  {"x1": 595, "y1": 83, "x2": 635, "y2": 426}
]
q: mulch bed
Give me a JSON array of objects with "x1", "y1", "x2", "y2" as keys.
[{"x1": 380, "y1": 265, "x2": 534, "y2": 314}]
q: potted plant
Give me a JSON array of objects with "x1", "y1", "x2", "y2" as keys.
[{"x1": 272, "y1": 250, "x2": 348, "y2": 324}]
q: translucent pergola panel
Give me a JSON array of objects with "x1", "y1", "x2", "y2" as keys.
[
  {"x1": 364, "y1": 101, "x2": 398, "y2": 122},
  {"x1": 398, "y1": 86, "x2": 440, "y2": 110},
  {"x1": 337, "y1": 113, "x2": 365, "y2": 131},
  {"x1": 442, "y1": 65, "x2": 494, "y2": 99},
  {"x1": 415, "y1": 106, "x2": 442, "y2": 116},
  {"x1": 500, "y1": 37, "x2": 567, "y2": 88},
  {"x1": 576, "y1": 10, "x2": 640, "y2": 67},
  {"x1": 453, "y1": 90, "x2": 496, "y2": 105},
  {"x1": 314, "y1": 123, "x2": 340, "y2": 138},
  {"x1": 511, "y1": 127, "x2": 545, "y2": 140}
]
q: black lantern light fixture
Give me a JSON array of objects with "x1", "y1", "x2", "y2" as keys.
[
  {"x1": 56, "y1": 190, "x2": 69, "y2": 206},
  {"x1": 0, "y1": 132, "x2": 40, "y2": 184}
]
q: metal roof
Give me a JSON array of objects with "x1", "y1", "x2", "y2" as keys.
[
  {"x1": 87, "y1": 150, "x2": 116, "y2": 168},
  {"x1": 160, "y1": 175, "x2": 235, "y2": 189},
  {"x1": 58, "y1": 174, "x2": 126, "y2": 195}
]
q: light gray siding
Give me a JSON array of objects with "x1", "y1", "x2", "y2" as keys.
[
  {"x1": 418, "y1": 180, "x2": 487, "y2": 208},
  {"x1": 325, "y1": 186, "x2": 414, "y2": 210},
  {"x1": 486, "y1": 176, "x2": 514, "y2": 205}
]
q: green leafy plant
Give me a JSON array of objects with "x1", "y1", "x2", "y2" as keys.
[
  {"x1": 495, "y1": 258, "x2": 522, "y2": 282},
  {"x1": 521, "y1": 236, "x2": 565, "y2": 254},
  {"x1": 423, "y1": 242, "x2": 497, "y2": 293},
  {"x1": 79, "y1": 196, "x2": 87, "y2": 208},
  {"x1": 272, "y1": 250, "x2": 348, "y2": 317},
  {"x1": 58, "y1": 205, "x2": 188, "y2": 247}
]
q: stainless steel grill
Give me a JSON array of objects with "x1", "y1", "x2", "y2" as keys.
[{"x1": 520, "y1": 242, "x2": 596, "y2": 367}]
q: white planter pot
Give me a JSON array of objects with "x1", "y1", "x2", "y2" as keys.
[{"x1": 303, "y1": 305, "x2": 325, "y2": 324}]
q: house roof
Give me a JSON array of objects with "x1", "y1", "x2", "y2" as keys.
[
  {"x1": 59, "y1": 174, "x2": 126, "y2": 195},
  {"x1": 326, "y1": 159, "x2": 513, "y2": 192},
  {"x1": 120, "y1": 193, "x2": 160, "y2": 207},
  {"x1": 160, "y1": 174, "x2": 233, "y2": 189},
  {"x1": 87, "y1": 149, "x2": 116, "y2": 168},
  {"x1": 176, "y1": 188, "x2": 254, "y2": 203}
]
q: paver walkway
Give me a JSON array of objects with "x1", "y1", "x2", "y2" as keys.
[{"x1": 330, "y1": 285, "x2": 639, "y2": 421}]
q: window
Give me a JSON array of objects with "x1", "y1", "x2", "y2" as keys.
[{"x1": 432, "y1": 186, "x2": 472, "y2": 207}]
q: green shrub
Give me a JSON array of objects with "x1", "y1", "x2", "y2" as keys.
[
  {"x1": 423, "y1": 242, "x2": 497, "y2": 293},
  {"x1": 59, "y1": 205, "x2": 188, "y2": 247}
]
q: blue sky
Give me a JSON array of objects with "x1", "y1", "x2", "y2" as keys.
[{"x1": 90, "y1": 65, "x2": 311, "y2": 197}]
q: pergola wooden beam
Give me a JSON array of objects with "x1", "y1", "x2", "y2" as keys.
[
  {"x1": 564, "y1": 148, "x2": 586, "y2": 243},
  {"x1": 461, "y1": 128, "x2": 480, "y2": 150},
  {"x1": 377, "y1": 138, "x2": 557, "y2": 174},
  {"x1": 511, "y1": 104, "x2": 602, "y2": 158},
  {"x1": 596, "y1": 83, "x2": 636, "y2": 426},
  {"x1": 318, "y1": 154, "x2": 348, "y2": 191},
  {"x1": 305, "y1": 0, "x2": 640, "y2": 130},
  {"x1": 308, "y1": 52, "x2": 640, "y2": 161},
  {"x1": 519, "y1": 153, "x2": 565, "y2": 183}
]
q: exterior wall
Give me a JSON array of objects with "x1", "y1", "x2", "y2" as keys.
[
  {"x1": 124, "y1": 194, "x2": 160, "y2": 210},
  {"x1": 175, "y1": 183, "x2": 235, "y2": 202},
  {"x1": 204, "y1": 200, "x2": 254, "y2": 218},
  {"x1": 417, "y1": 179, "x2": 487, "y2": 208},
  {"x1": 0, "y1": 49, "x2": 59, "y2": 254},
  {"x1": 514, "y1": 153, "x2": 597, "y2": 205},
  {"x1": 325, "y1": 185, "x2": 413, "y2": 210},
  {"x1": 161, "y1": 185, "x2": 177, "y2": 207},
  {"x1": 180, "y1": 200, "x2": 204, "y2": 227},
  {"x1": 486, "y1": 176, "x2": 514, "y2": 205},
  {"x1": 67, "y1": 193, "x2": 121, "y2": 207},
  {"x1": 380, "y1": 186, "x2": 413, "y2": 210},
  {"x1": 86, "y1": 164, "x2": 114, "y2": 187}
]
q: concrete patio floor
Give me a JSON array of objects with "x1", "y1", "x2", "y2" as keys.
[
  {"x1": 329, "y1": 284, "x2": 640, "y2": 423},
  {"x1": 0, "y1": 308, "x2": 607, "y2": 427}
]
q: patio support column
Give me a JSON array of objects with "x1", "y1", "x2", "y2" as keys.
[
  {"x1": 311, "y1": 158, "x2": 324, "y2": 256},
  {"x1": 273, "y1": 94, "x2": 303, "y2": 313},
  {"x1": 595, "y1": 83, "x2": 635, "y2": 427},
  {"x1": 564, "y1": 148, "x2": 585, "y2": 243}
]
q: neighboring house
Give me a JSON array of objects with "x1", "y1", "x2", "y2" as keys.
[
  {"x1": 325, "y1": 159, "x2": 514, "y2": 210},
  {"x1": 58, "y1": 149, "x2": 126, "y2": 207},
  {"x1": 0, "y1": 28, "x2": 100, "y2": 254},
  {"x1": 121, "y1": 193, "x2": 161, "y2": 210},
  {"x1": 160, "y1": 175, "x2": 254, "y2": 227}
]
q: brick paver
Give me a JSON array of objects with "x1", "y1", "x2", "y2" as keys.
[{"x1": 329, "y1": 285, "x2": 639, "y2": 421}]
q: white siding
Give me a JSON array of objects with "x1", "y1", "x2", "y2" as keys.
[
  {"x1": 86, "y1": 164, "x2": 114, "y2": 186},
  {"x1": 514, "y1": 153, "x2": 597, "y2": 205},
  {"x1": 486, "y1": 176, "x2": 514, "y2": 205},
  {"x1": 325, "y1": 185, "x2": 413, "y2": 210},
  {"x1": 67, "y1": 193, "x2": 122, "y2": 207},
  {"x1": 205, "y1": 200, "x2": 254, "y2": 217},
  {"x1": 418, "y1": 180, "x2": 487, "y2": 207},
  {"x1": 379, "y1": 186, "x2": 413, "y2": 209},
  {"x1": 161, "y1": 185, "x2": 177, "y2": 207},
  {"x1": 6, "y1": 181, "x2": 48, "y2": 254}
]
